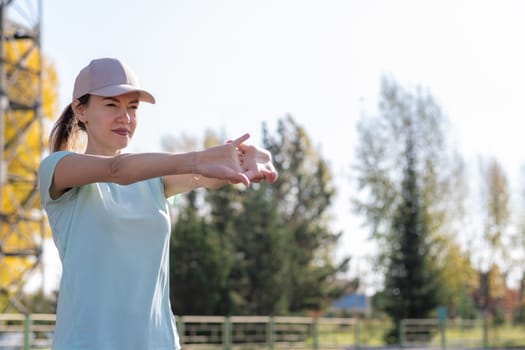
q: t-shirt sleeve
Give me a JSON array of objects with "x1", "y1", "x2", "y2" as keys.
[{"x1": 38, "y1": 151, "x2": 75, "y2": 207}]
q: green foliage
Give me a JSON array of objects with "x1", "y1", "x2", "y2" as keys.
[
  {"x1": 20, "y1": 291, "x2": 57, "y2": 314},
  {"x1": 206, "y1": 177, "x2": 249, "y2": 315},
  {"x1": 169, "y1": 116, "x2": 353, "y2": 316},
  {"x1": 170, "y1": 190, "x2": 232, "y2": 315},
  {"x1": 352, "y1": 76, "x2": 466, "y2": 342},
  {"x1": 479, "y1": 158, "x2": 510, "y2": 278},
  {"x1": 225, "y1": 183, "x2": 290, "y2": 315},
  {"x1": 260, "y1": 116, "x2": 351, "y2": 312},
  {"x1": 382, "y1": 134, "x2": 440, "y2": 333}
]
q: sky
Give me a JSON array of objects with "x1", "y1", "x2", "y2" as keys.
[{"x1": 22, "y1": 0, "x2": 525, "y2": 294}]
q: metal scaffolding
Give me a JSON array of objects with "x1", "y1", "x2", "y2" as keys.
[{"x1": 0, "y1": 0, "x2": 44, "y2": 312}]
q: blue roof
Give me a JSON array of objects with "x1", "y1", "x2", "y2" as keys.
[{"x1": 332, "y1": 293, "x2": 368, "y2": 311}]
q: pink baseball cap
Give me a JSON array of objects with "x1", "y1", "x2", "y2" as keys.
[{"x1": 72, "y1": 58, "x2": 155, "y2": 104}]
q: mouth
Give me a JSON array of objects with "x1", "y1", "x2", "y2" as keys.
[{"x1": 112, "y1": 128, "x2": 130, "y2": 136}]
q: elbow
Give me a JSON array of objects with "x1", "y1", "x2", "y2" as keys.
[
  {"x1": 108, "y1": 154, "x2": 135, "y2": 185},
  {"x1": 115, "y1": 177, "x2": 135, "y2": 186}
]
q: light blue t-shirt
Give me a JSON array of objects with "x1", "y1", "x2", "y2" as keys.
[{"x1": 38, "y1": 151, "x2": 181, "y2": 350}]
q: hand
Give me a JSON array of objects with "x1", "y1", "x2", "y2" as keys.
[
  {"x1": 195, "y1": 133, "x2": 251, "y2": 186},
  {"x1": 237, "y1": 143, "x2": 278, "y2": 184}
]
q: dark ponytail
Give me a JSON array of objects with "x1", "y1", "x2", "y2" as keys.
[{"x1": 49, "y1": 94, "x2": 90, "y2": 152}]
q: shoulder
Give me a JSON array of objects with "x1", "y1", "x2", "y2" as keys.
[
  {"x1": 39, "y1": 151, "x2": 76, "y2": 173},
  {"x1": 38, "y1": 151, "x2": 78, "y2": 206},
  {"x1": 38, "y1": 150, "x2": 77, "y2": 185}
]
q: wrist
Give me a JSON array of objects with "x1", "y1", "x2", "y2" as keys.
[
  {"x1": 205, "y1": 178, "x2": 229, "y2": 189},
  {"x1": 190, "y1": 151, "x2": 201, "y2": 180}
]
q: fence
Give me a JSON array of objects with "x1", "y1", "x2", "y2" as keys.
[
  {"x1": 0, "y1": 314, "x2": 363, "y2": 350},
  {"x1": 178, "y1": 315, "x2": 361, "y2": 349},
  {"x1": 0, "y1": 313, "x2": 55, "y2": 349},
  {"x1": 400, "y1": 317, "x2": 525, "y2": 349},
  {"x1": 2, "y1": 313, "x2": 525, "y2": 349}
]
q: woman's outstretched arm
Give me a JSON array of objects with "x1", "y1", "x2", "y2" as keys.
[{"x1": 49, "y1": 134, "x2": 251, "y2": 199}]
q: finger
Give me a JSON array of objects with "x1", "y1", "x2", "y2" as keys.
[
  {"x1": 231, "y1": 133, "x2": 250, "y2": 147},
  {"x1": 263, "y1": 170, "x2": 278, "y2": 183},
  {"x1": 247, "y1": 169, "x2": 277, "y2": 183},
  {"x1": 236, "y1": 143, "x2": 251, "y2": 152},
  {"x1": 243, "y1": 169, "x2": 259, "y2": 181},
  {"x1": 236, "y1": 173, "x2": 250, "y2": 186},
  {"x1": 251, "y1": 173, "x2": 266, "y2": 183},
  {"x1": 224, "y1": 168, "x2": 250, "y2": 186}
]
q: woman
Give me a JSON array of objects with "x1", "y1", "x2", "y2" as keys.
[{"x1": 38, "y1": 57, "x2": 277, "y2": 350}]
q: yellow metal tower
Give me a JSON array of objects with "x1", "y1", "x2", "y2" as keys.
[{"x1": 0, "y1": 0, "x2": 44, "y2": 312}]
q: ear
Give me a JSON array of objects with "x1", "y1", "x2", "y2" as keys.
[{"x1": 72, "y1": 100, "x2": 87, "y2": 123}]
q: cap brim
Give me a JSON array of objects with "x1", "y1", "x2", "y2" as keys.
[{"x1": 91, "y1": 84, "x2": 156, "y2": 104}]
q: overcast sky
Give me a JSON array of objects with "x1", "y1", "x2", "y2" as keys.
[{"x1": 29, "y1": 0, "x2": 525, "y2": 293}]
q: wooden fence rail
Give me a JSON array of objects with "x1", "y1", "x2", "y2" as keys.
[{"x1": 2, "y1": 313, "x2": 525, "y2": 349}]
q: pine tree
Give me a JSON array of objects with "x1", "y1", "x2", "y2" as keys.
[
  {"x1": 261, "y1": 116, "x2": 351, "y2": 313},
  {"x1": 353, "y1": 76, "x2": 465, "y2": 342},
  {"x1": 170, "y1": 190, "x2": 232, "y2": 315},
  {"x1": 382, "y1": 131, "x2": 439, "y2": 342},
  {"x1": 169, "y1": 117, "x2": 352, "y2": 316}
]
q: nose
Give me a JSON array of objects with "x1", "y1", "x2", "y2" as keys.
[{"x1": 116, "y1": 108, "x2": 132, "y2": 124}]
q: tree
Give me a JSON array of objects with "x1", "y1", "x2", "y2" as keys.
[
  {"x1": 165, "y1": 131, "x2": 238, "y2": 315},
  {"x1": 206, "y1": 115, "x2": 352, "y2": 314},
  {"x1": 382, "y1": 130, "x2": 440, "y2": 341},
  {"x1": 225, "y1": 184, "x2": 289, "y2": 315},
  {"x1": 169, "y1": 190, "x2": 231, "y2": 315},
  {"x1": 352, "y1": 76, "x2": 465, "y2": 342},
  {"x1": 437, "y1": 237, "x2": 477, "y2": 318},
  {"x1": 259, "y1": 115, "x2": 351, "y2": 313},
  {"x1": 514, "y1": 166, "x2": 525, "y2": 323},
  {"x1": 169, "y1": 116, "x2": 352, "y2": 316},
  {"x1": 478, "y1": 157, "x2": 511, "y2": 317},
  {"x1": 479, "y1": 158, "x2": 510, "y2": 270}
]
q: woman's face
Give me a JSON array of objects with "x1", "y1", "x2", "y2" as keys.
[{"x1": 74, "y1": 92, "x2": 140, "y2": 155}]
